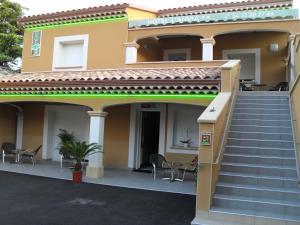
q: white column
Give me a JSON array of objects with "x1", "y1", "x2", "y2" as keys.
[
  {"x1": 86, "y1": 111, "x2": 108, "y2": 179},
  {"x1": 124, "y1": 42, "x2": 140, "y2": 64},
  {"x1": 16, "y1": 111, "x2": 23, "y2": 149},
  {"x1": 201, "y1": 38, "x2": 215, "y2": 61},
  {"x1": 289, "y1": 35, "x2": 296, "y2": 83}
]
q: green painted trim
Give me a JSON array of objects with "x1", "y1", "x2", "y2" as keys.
[
  {"x1": 0, "y1": 93, "x2": 217, "y2": 100},
  {"x1": 25, "y1": 15, "x2": 127, "y2": 31}
]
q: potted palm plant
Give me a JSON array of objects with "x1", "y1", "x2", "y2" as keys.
[
  {"x1": 57, "y1": 129, "x2": 75, "y2": 158},
  {"x1": 63, "y1": 141, "x2": 101, "y2": 183}
]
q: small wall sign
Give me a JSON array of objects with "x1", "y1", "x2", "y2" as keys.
[{"x1": 200, "y1": 132, "x2": 212, "y2": 146}]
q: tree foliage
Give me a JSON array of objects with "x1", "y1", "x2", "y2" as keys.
[{"x1": 0, "y1": 0, "x2": 23, "y2": 68}]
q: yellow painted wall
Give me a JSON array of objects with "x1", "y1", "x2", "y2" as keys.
[
  {"x1": 159, "y1": 36, "x2": 202, "y2": 61},
  {"x1": 214, "y1": 32, "x2": 289, "y2": 87},
  {"x1": 291, "y1": 36, "x2": 300, "y2": 170},
  {"x1": 21, "y1": 20, "x2": 128, "y2": 72},
  {"x1": 0, "y1": 105, "x2": 17, "y2": 147},
  {"x1": 103, "y1": 105, "x2": 130, "y2": 169},
  {"x1": 20, "y1": 103, "x2": 45, "y2": 159},
  {"x1": 126, "y1": 7, "x2": 156, "y2": 20},
  {"x1": 137, "y1": 36, "x2": 202, "y2": 61},
  {"x1": 291, "y1": 79, "x2": 300, "y2": 170},
  {"x1": 294, "y1": 36, "x2": 300, "y2": 77}
]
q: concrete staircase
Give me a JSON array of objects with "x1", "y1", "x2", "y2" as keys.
[{"x1": 210, "y1": 92, "x2": 300, "y2": 224}]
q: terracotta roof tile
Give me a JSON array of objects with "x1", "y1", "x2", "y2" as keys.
[
  {"x1": 0, "y1": 67, "x2": 221, "y2": 83},
  {"x1": 19, "y1": 3, "x2": 129, "y2": 25},
  {"x1": 158, "y1": 0, "x2": 293, "y2": 17},
  {"x1": 0, "y1": 67, "x2": 221, "y2": 95}
]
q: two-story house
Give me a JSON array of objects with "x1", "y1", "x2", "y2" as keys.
[{"x1": 1, "y1": 0, "x2": 300, "y2": 224}]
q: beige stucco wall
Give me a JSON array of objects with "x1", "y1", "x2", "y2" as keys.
[
  {"x1": 290, "y1": 36, "x2": 300, "y2": 170},
  {"x1": 291, "y1": 79, "x2": 300, "y2": 169},
  {"x1": 126, "y1": 7, "x2": 156, "y2": 20},
  {"x1": 214, "y1": 32, "x2": 289, "y2": 87},
  {"x1": 0, "y1": 105, "x2": 17, "y2": 148},
  {"x1": 20, "y1": 103, "x2": 45, "y2": 159},
  {"x1": 21, "y1": 20, "x2": 128, "y2": 72},
  {"x1": 294, "y1": 36, "x2": 300, "y2": 77},
  {"x1": 103, "y1": 105, "x2": 130, "y2": 169},
  {"x1": 137, "y1": 36, "x2": 203, "y2": 62}
]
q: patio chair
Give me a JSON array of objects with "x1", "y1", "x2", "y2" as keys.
[
  {"x1": 1, "y1": 142, "x2": 17, "y2": 163},
  {"x1": 60, "y1": 153, "x2": 73, "y2": 168},
  {"x1": 149, "y1": 154, "x2": 171, "y2": 180},
  {"x1": 19, "y1": 145, "x2": 42, "y2": 166},
  {"x1": 269, "y1": 82, "x2": 289, "y2": 91},
  {"x1": 178, "y1": 156, "x2": 198, "y2": 181}
]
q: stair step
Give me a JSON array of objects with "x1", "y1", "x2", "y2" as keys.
[
  {"x1": 221, "y1": 162, "x2": 298, "y2": 178},
  {"x1": 232, "y1": 113, "x2": 290, "y2": 121},
  {"x1": 231, "y1": 118, "x2": 291, "y2": 127},
  {"x1": 234, "y1": 103, "x2": 289, "y2": 110},
  {"x1": 237, "y1": 94, "x2": 289, "y2": 99},
  {"x1": 230, "y1": 125, "x2": 292, "y2": 133},
  {"x1": 235, "y1": 99, "x2": 289, "y2": 105},
  {"x1": 225, "y1": 145, "x2": 295, "y2": 157},
  {"x1": 214, "y1": 193, "x2": 300, "y2": 207},
  {"x1": 215, "y1": 183, "x2": 300, "y2": 202},
  {"x1": 212, "y1": 195, "x2": 300, "y2": 217},
  {"x1": 234, "y1": 107, "x2": 290, "y2": 115},
  {"x1": 223, "y1": 153, "x2": 296, "y2": 167},
  {"x1": 219, "y1": 172, "x2": 299, "y2": 189},
  {"x1": 210, "y1": 206, "x2": 300, "y2": 223},
  {"x1": 227, "y1": 138, "x2": 294, "y2": 149},
  {"x1": 228, "y1": 131, "x2": 293, "y2": 141}
]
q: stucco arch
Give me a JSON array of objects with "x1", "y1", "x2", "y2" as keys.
[
  {"x1": 213, "y1": 29, "x2": 291, "y2": 38},
  {"x1": 0, "y1": 98, "x2": 100, "y2": 111},
  {"x1": 101, "y1": 100, "x2": 210, "y2": 111},
  {"x1": 128, "y1": 20, "x2": 300, "y2": 42},
  {"x1": 134, "y1": 33, "x2": 203, "y2": 43}
]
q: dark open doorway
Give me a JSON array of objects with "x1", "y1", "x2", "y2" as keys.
[{"x1": 139, "y1": 111, "x2": 160, "y2": 171}]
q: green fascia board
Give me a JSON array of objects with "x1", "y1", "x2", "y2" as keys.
[
  {"x1": 25, "y1": 15, "x2": 127, "y2": 31},
  {"x1": 0, "y1": 93, "x2": 217, "y2": 100},
  {"x1": 129, "y1": 8, "x2": 299, "y2": 28}
]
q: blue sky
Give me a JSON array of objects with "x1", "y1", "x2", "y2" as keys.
[{"x1": 13, "y1": 0, "x2": 300, "y2": 16}]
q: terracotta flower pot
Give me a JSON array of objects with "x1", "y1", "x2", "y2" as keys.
[{"x1": 73, "y1": 171, "x2": 82, "y2": 183}]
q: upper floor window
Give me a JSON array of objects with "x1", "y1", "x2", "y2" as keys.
[
  {"x1": 163, "y1": 48, "x2": 191, "y2": 61},
  {"x1": 52, "y1": 34, "x2": 89, "y2": 70},
  {"x1": 31, "y1": 31, "x2": 42, "y2": 56}
]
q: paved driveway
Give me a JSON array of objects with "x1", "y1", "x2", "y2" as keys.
[{"x1": 0, "y1": 171, "x2": 195, "y2": 225}]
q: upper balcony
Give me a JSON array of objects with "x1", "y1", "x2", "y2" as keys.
[{"x1": 124, "y1": 30, "x2": 294, "y2": 89}]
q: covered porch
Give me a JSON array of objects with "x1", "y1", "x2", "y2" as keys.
[{"x1": 0, "y1": 160, "x2": 195, "y2": 195}]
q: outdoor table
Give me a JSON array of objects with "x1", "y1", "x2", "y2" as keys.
[
  {"x1": 162, "y1": 161, "x2": 184, "y2": 182},
  {"x1": 252, "y1": 83, "x2": 267, "y2": 91},
  {"x1": 12, "y1": 149, "x2": 24, "y2": 163}
]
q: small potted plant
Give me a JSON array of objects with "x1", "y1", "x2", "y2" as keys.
[
  {"x1": 180, "y1": 139, "x2": 191, "y2": 148},
  {"x1": 63, "y1": 141, "x2": 101, "y2": 183},
  {"x1": 180, "y1": 128, "x2": 191, "y2": 148}
]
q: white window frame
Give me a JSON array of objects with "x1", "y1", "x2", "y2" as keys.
[
  {"x1": 166, "y1": 104, "x2": 200, "y2": 155},
  {"x1": 52, "y1": 34, "x2": 89, "y2": 71},
  {"x1": 222, "y1": 48, "x2": 261, "y2": 84},
  {"x1": 128, "y1": 104, "x2": 166, "y2": 169},
  {"x1": 163, "y1": 48, "x2": 191, "y2": 61}
]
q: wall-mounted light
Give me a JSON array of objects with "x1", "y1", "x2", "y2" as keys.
[{"x1": 269, "y1": 43, "x2": 279, "y2": 52}]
